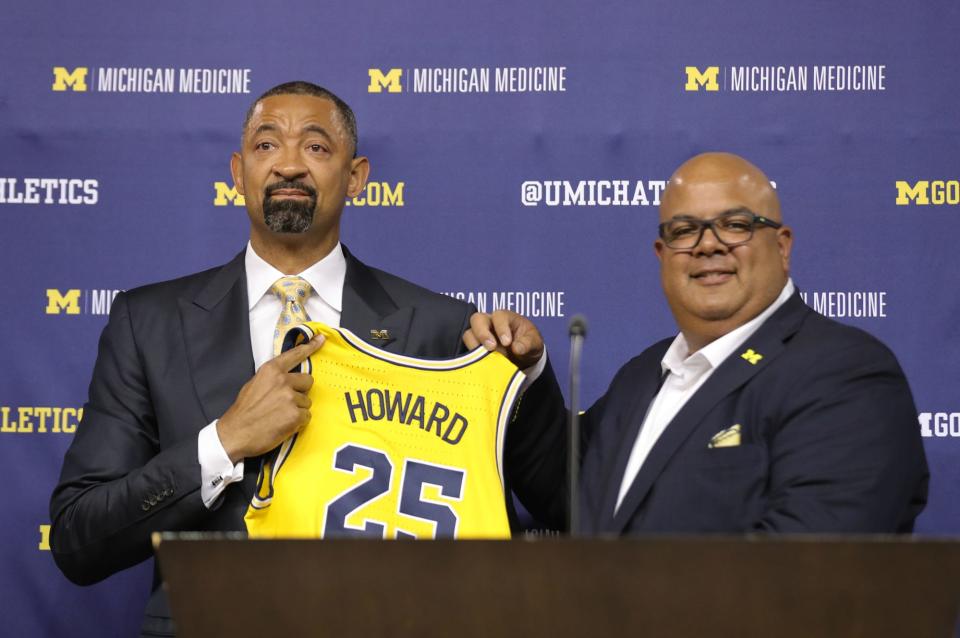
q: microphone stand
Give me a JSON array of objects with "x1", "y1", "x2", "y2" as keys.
[{"x1": 567, "y1": 315, "x2": 587, "y2": 537}]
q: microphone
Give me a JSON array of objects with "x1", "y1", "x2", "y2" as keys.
[{"x1": 567, "y1": 314, "x2": 587, "y2": 537}]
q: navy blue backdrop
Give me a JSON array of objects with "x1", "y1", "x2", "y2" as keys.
[{"x1": 2, "y1": 1, "x2": 959, "y2": 635}]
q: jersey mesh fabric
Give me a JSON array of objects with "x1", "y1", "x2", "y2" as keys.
[{"x1": 244, "y1": 321, "x2": 523, "y2": 539}]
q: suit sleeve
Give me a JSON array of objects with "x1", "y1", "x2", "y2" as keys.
[
  {"x1": 49, "y1": 292, "x2": 208, "y2": 585},
  {"x1": 755, "y1": 339, "x2": 929, "y2": 533},
  {"x1": 453, "y1": 302, "x2": 478, "y2": 355},
  {"x1": 504, "y1": 357, "x2": 606, "y2": 530}
]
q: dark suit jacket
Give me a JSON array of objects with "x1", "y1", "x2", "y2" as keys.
[
  {"x1": 517, "y1": 291, "x2": 929, "y2": 535},
  {"x1": 49, "y1": 247, "x2": 483, "y2": 636}
]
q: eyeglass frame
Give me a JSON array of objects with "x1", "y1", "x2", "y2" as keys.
[{"x1": 657, "y1": 208, "x2": 782, "y2": 250}]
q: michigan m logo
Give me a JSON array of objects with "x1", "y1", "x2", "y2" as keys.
[
  {"x1": 46, "y1": 289, "x2": 81, "y2": 315},
  {"x1": 52, "y1": 67, "x2": 88, "y2": 92},
  {"x1": 895, "y1": 181, "x2": 929, "y2": 205},
  {"x1": 214, "y1": 182, "x2": 245, "y2": 206},
  {"x1": 685, "y1": 66, "x2": 719, "y2": 92},
  {"x1": 368, "y1": 68, "x2": 403, "y2": 93}
]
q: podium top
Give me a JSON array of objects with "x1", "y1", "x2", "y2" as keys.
[{"x1": 156, "y1": 534, "x2": 960, "y2": 638}]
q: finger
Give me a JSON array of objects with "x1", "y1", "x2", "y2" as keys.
[
  {"x1": 511, "y1": 326, "x2": 542, "y2": 358},
  {"x1": 462, "y1": 329, "x2": 481, "y2": 350},
  {"x1": 297, "y1": 408, "x2": 312, "y2": 427},
  {"x1": 512, "y1": 316, "x2": 543, "y2": 358},
  {"x1": 490, "y1": 311, "x2": 516, "y2": 347},
  {"x1": 293, "y1": 392, "x2": 312, "y2": 409},
  {"x1": 274, "y1": 333, "x2": 325, "y2": 370},
  {"x1": 468, "y1": 313, "x2": 498, "y2": 350},
  {"x1": 288, "y1": 372, "x2": 315, "y2": 393}
]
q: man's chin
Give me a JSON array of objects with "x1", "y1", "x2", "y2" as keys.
[
  {"x1": 687, "y1": 296, "x2": 739, "y2": 322},
  {"x1": 262, "y1": 203, "x2": 315, "y2": 234},
  {"x1": 268, "y1": 224, "x2": 312, "y2": 234},
  {"x1": 694, "y1": 307, "x2": 736, "y2": 322}
]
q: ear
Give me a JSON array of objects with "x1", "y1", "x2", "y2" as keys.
[
  {"x1": 230, "y1": 152, "x2": 245, "y2": 195},
  {"x1": 654, "y1": 238, "x2": 666, "y2": 264},
  {"x1": 776, "y1": 226, "x2": 793, "y2": 271},
  {"x1": 346, "y1": 156, "x2": 370, "y2": 199}
]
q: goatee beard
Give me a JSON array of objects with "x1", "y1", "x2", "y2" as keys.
[{"x1": 262, "y1": 181, "x2": 318, "y2": 233}]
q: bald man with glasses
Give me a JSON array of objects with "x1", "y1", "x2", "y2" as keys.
[{"x1": 468, "y1": 152, "x2": 929, "y2": 534}]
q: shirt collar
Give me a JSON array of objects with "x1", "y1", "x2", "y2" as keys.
[
  {"x1": 661, "y1": 278, "x2": 796, "y2": 376},
  {"x1": 244, "y1": 240, "x2": 346, "y2": 312}
]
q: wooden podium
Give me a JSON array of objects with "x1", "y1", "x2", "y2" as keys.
[{"x1": 155, "y1": 534, "x2": 960, "y2": 637}]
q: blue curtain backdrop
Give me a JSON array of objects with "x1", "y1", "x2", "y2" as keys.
[{"x1": 2, "y1": 1, "x2": 959, "y2": 635}]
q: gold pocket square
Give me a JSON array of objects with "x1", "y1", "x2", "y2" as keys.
[{"x1": 708, "y1": 424, "x2": 742, "y2": 448}]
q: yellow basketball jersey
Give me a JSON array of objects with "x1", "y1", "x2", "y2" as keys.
[{"x1": 244, "y1": 321, "x2": 523, "y2": 540}]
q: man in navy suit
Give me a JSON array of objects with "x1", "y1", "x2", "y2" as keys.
[
  {"x1": 50, "y1": 81, "x2": 546, "y2": 637},
  {"x1": 468, "y1": 152, "x2": 928, "y2": 533}
]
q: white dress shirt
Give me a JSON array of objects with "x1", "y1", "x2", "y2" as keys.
[
  {"x1": 614, "y1": 279, "x2": 796, "y2": 512},
  {"x1": 197, "y1": 241, "x2": 546, "y2": 508},
  {"x1": 244, "y1": 241, "x2": 347, "y2": 370},
  {"x1": 197, "y1": 241, "x2": 348, "y2": 507}
]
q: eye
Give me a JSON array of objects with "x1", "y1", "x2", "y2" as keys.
[
  {"x1": 669, "y1": 223, "x2": 698, "y2": 237},
  {"x1": 307, "y1": 144, "x2": 329, "y2": 154},
  {"x1": 719, "y1": 217, "x2": 753, "y2": 233},
  {"x1": 254, "y1": 141, "x2": 276, "y2": 151}
]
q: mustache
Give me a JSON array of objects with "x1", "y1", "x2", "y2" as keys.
[{"x1": 264, "y1": 181, "x2": 317, "y2": 199}]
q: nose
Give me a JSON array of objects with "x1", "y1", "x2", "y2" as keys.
[
  {"x1": 271, "y1": 146, "x2": 308, "y2": 181},
  {"x1": 691, "y1": 223, "x2": 729, "y2": 257}
]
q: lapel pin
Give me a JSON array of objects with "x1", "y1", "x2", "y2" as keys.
[
  {"x1": 370, "y1": 329, "x2": 391, "y2": 341},
  {"x1": 740, "y1": 348, "x2": 763, "y2": 365}
]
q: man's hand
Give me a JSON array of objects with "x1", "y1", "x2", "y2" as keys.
[
  {"x1": 463, "y1": 310, "x2": 544, "y2": 370},
  {"x1": 217, "y1": 334, "x2": 324, "y2": 463}
]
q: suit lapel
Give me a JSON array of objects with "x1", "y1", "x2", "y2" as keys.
[
  {"x1": 179, "y1": 251, "x2": 255, "y2": 425},
  {"x1": 177, "y1": 246, "x2": 422, "y2": 400},
  {"x1": 594, "y1": 348, "x2": 670, "y2": 530},
  {"x1": 610, "y1": 292, "x2": 811, "y2": 532},
  {"x1": 340, "y1": 245, "x2": 412, "y2": 354}
]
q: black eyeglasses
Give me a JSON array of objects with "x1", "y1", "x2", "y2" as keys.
[{"x1": 658, "y1": 209, "x2": 782, "y2": 249}]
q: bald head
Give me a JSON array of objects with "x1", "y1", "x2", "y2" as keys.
[
  {"x1": 661, "y1": 152, "x2": 781, "y2": 224},
  {"x1": 655, "y1": 152, "x2": 793, "y2": 352}
]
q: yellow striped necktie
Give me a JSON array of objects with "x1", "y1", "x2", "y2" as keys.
[{"x1": 271, "y1": 276, "x2": 312, "y2": 355}]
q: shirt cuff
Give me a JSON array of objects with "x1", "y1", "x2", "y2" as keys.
[
  {"x1": 198, "y1": 420, "x2": 245, "y2": 509},
  {"x1": 519, "y1": 346, "x2": 547, "y2": 392}
]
